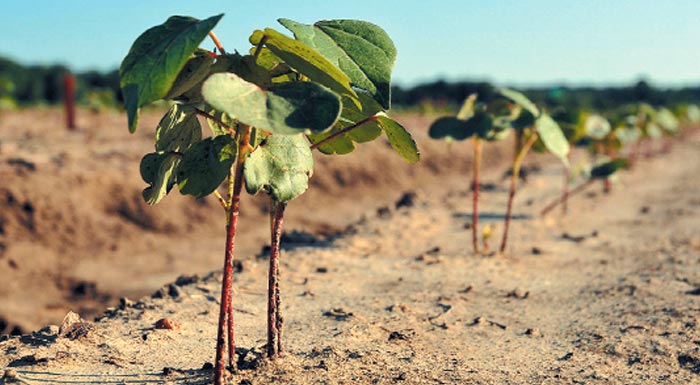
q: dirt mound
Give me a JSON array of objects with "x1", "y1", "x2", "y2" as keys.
[
  {"x1": 1, "y1": 128, "x2": 699, "y2": 384},
  {"x1": 0, "y1": 108, "x2": 513, "y2": 334}
]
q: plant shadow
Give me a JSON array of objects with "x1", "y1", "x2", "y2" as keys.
[{"x1": 453, "y1": 212, "x2": 532, "y2": 221}]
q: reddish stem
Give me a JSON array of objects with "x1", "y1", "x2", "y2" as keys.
[
  {"x1": 310, "y1": 115, "x2": 378, "y2": 150},
  {"x1": 267, "y1": 201, "x2": 286, "y2": 358},
  {"x1": 471, "y1": 137, "x2": 482, "y2": 254},
  {"x1": 214, "y1": 127, "x2": 251, "y2": 385},
  {"x1": 209, "y1": 31, "x2": 226, "y2": 54},
  {"x1": 540, "y1": 179, "x2": 595, "y2": 216},
  {"x1": 500, "y1": 132, "x2": 538, "y2": 253}
]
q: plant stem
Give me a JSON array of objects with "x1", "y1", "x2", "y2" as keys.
[
  {"x1": 214, "y1": 126, "x2": 252, "y2": 385},
  {"x1": 213, "y1": 190, "x2": 228, "y2": 210},
  {"x1": 208, "y1": 31, "x2": 226, "y2": 54},
  {"x1": 253, "y1": 35, "x2": 268, "y2": 60},
  {"x1": 310, "y1": 115, "x2": 378, "y2": 150},
  {"x1": 193, "y1": 107, "x2": 236, "y2": 136},
  {"x1": 561, "y1": 152, "x2": 572, "y2": 215},
  {"x1": 500, "y1": 132, "x2": 538, "y2": 254},
  {"x1": 471, "y1": 137, "x2": 482, "y2": 254},
  {"x1": 540, "y1": 179, "x2": 595, "y2": 216},
  {"x1": 267, "y1": 200, "x2": 286, "y2": 358}
]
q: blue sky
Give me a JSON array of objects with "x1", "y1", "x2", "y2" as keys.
[{"x1": 1, "y1": 0, "x2": 698, "y2": 87}]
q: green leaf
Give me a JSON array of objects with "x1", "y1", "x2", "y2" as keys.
[
  {"x1": 307, "y1": 92, "x2": 385, "y2": 155},
  {"x1": 244, "y1": 135, "x2": 313, "y2": 202},
  {"x1": 140, "y1": 153, "x2": 181, "y2": 205},
  {"x1": 590, "y1": 158, "x2": 628, "y2": 179},
  {"x1": 249, "y1": 28, "x2": 357, "y2": 102},
  {"x1": 164, "y1": 50, "x2": 215, "y2": 101},
  {"x1": 614, "y1": 126, "x2": 641, "y2": 143},
  {"x1": 120, "y1": 14, "x2": 223, "y2": 132},
  {"x1": 202, "y1": 72, "x2": 341, "y2": 135},
  {"x1": 279, "y1": 18, "x2": 397, "y2": 109},
  {"x1": 177, "y1": 135, "x2": 237, "y2": 198},
  {"x1": 498, "y1": 88, "x2": 539, "y2": 117},
  {"x1": 584, "y1": 114, "x2": 611, "y2": 140},
  {"x1": 155, "y1": 104, "x2": 202, "y2": 152},
  {"x1": 535, "y1": 114, "x2": 570, "y2": 166},
  {"x1": 211, "y1": 53, "x2": 272, "y2": 88},
  {"x1": 656, "y1": 108, "x2": 679, "y2": 133},
  {"x1": 428, "y1": 112, "x2": 493, "y2": 141},
  {"x1": 377, "y1": 114, "x2": 419, "y2": 163}
]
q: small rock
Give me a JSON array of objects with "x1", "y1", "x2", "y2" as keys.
[
  {"x1": 39, "y1": 325, "x2": 59, "y2": 336},
  {"x1": 395, "y1": 191, "x2": 417, "y2": 209},
  {"x1": 507, "y1": 288, "x2": 529, "y2": 299},
  {"x1": 558, "y1": 352, "x2": 574, "y2": 361},
  {"x1": 168, "y1": 284, "x2": 183, "y2": 298},
  {"x1": 531, "y1": 247, "x2": 542, "y2": 255},
  {"x1": 58, "y1": 311, "x2": 94, "y2": 340},
  {"x1": 155, "y1": 318, "x2": 181, "y2": 331},
  {"x1": 3, "y1": 369, "x2": 19, "y2": 381},
  {"x1": 524, "y1": 328, "x2": 541, "y2": 337},
  {"x1": 316, "y1": 267, "x2": 328, "y2": 273},
  {"x1": 388, "y1": 330, "x2": 413, "y2": 341},
  {"x1": 175, "y1": 274, "x2": 199, "y2": 286},
  {"x1": 151, "y1": 288, "x2": 166, "y2": 299},
  {"x1": 377, "y1": 206, "x2": 391, "y2": 219},
  {"x1": 119, "y1": 297, "x2": 134, "y2": 309},
  {"x1": 323, "y1": 308, "x2": 353, "y2": 321},
  {"x1": 202, "y1": 362, "x2": 214, "y2": 370}
]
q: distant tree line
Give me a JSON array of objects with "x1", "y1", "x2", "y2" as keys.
[
  {"x1": 0, "y1": 56, "x2": 121, "y2": 108},
  {"x1": 391, "y1": 79, "x2": 700, "y2": 111},
  {"x1": 1, "y1": 55, "x2": 698, "y2": 112}
]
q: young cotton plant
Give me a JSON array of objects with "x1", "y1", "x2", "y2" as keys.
[
  {"x1": 428, "y1": 91, "x2": 510, "y2": 254},
  {"x1": 496, "y1": 89, "x2": 569, "y2": 252},
  {"x1": 119, "y1": 14, "x2": 417, "y2": 385}
]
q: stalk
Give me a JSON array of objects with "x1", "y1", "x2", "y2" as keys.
[
  {"x1": 500, "y1": 132, "x2": 538, "y2": 253},
  {"x1": 540, "y1": 179, "x2": 595, "y2": 216},
  {"x1": 214, "y1": 126, "x2": 252, "y2": 385},
  {"x1": 267, "y1": 200, "x2": 286, "y2": 358},
  {"x1": 471, "y1": 137, "x2": 482, "y2": 254},
  {"x1": 561, "y1": 152, "x2": 572, "y2": 215}
]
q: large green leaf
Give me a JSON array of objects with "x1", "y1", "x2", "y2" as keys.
[
  {"x1": 210, "y1": 53, "x2": 272, "y2": 88},
  {"x1": 249, "y1": 28, "x2": 357, "y2": 102},
  {"x1": 498, "y1": 88, "x2": 539, "y2": 117},
  {"x1": 377, "y1": 115, "x2": 419, "y2": 163},
  {"x1": 163, "y1": 50, "x2": 215, "y2": 101},
  {"x1": 177, "y1": 135, "x2": 237, "y2": 198},
  {"x1": 155, "y1": 104, "x2": 202, "y2": 152},
  {"x1": 279, "y1": 18, "x2": 397, "y2": 109},
  {"x1": 244, "y1": 135, "x2": 313, "y2": 202},
  {"x1": 428, "y1": 112, "x2": 493, "y2": 141},
  {"x1": 202, "y1": 72, "x2": 341, "y2": 135},
  {"x1": 535, "y1": 113, "x2": 570, "y2": 166},
  {"x1": 307, "y1": 93, "x2": 384, "y2": 155},
  {"x1": 120, "y1": 14, "x2": 223, "y2": 132},
  {"x1": 140, "y1": 152, "x2": 181, "y2": 205},
  {"x1": 590, "y1": 158, "x2": 628, "y2": 179}
]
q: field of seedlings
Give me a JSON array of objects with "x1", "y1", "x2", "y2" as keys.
[{"x1": 1, "y1": 13, "x2": 700, "y2": 385}]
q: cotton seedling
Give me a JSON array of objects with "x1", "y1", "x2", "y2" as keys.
[
  {"x1": 495, "y1": 89, "x2": 569, "y2": 253},
  {"x1": 540, "y1": 158, "x2": 629, "y2": 216},
  {"x1": 428, "y1": 91, "x2": 510, "y2": 254},
  {"x1": 119, "y1": 14, "x2": 417, "y2": 385}
]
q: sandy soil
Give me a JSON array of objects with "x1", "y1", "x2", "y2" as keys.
[{"x1": 1, "y1": 108, "x2": 700, "y2": 384}]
